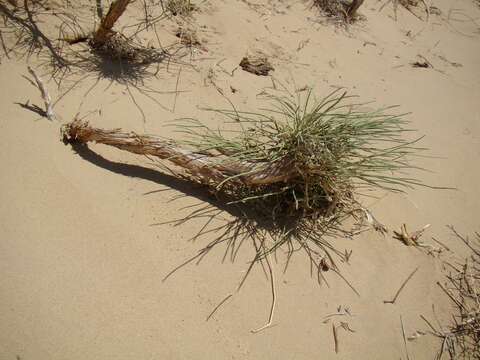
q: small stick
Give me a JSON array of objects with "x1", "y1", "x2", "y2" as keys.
[
  {"x1": 431, "y1": 237, "x2": 450, "y2": 252},
  {"x1": 332, "y1": 323, "x2": 339, "y2": 353},
  {"x1": 27, "y1": 66, "x2": 55, "y2": 121},
  {"x1": 384, "y1": 267, "x2": 419, "y2": 304}
]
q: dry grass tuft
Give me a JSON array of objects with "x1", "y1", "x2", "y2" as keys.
[{"x1": 425, "y1": 228, "x2": 480, "y2": 359}]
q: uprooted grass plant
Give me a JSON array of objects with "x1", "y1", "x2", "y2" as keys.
[{"x1": 63, "y1": 89, "x2": 432, "y2": 280}]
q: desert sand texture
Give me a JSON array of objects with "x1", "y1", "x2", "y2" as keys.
[{"x1": 1, "y1": 0, "x2": 480, "y2": 359}]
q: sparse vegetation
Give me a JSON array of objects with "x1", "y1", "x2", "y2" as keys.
[{"x1": 425, "y1": 228, "x2": 480, "y2": 359}]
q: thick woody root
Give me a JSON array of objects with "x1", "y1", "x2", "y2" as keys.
[{"x1": 62, "y1": 119, "x2": 298, "y2": 189}]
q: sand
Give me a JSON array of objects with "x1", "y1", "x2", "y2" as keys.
[{"x1": 1, "y1": 0, "x2": 479, "y2": 358}]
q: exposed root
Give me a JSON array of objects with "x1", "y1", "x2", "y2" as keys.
[
  {"x1": 61, "y1": 118, "x2": 300, "y2": 187},
  {"x1": 251, "y1": 251, "x2": 276, "y2": 333}
]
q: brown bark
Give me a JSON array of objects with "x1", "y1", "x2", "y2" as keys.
[
  {"x1": 92, "y1": 0, "x2": 131, "y2": 45},
  {"x1": 347, "y1": 0, "x2": 364, "y2": 19},
  {"x1": 62, "y1": 119, "x2": 297, "y2": 187}
]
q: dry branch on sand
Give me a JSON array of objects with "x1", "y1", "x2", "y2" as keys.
[{"x1": 27, "y1": 66, "x2": 55, "y2": 120}]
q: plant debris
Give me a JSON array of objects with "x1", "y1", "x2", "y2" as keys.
[
  {"x1": 61, "y1": 89, "x2": 435, "y2": 293},
  {"x1": 384, "y1": 267, "x2": 419, "y2": 304},
  {"x1": 423, "y1": 227, "x2": 480, "y2": 359},
  {"x1": 175, "y1": 27, "x2": 201, "y2": 48},
  {"x1": 314, "y1": 0, "x2": 365, "y2": 22},
  {"x1": 393, "y1": 224, "x2": 430, "y2": 246},
  {"x1": 165, "y1": 0, "x2": 196, "y2": 16},
  {"x1": 239, "y1": 54, "x2": 274, "y2": 76}
]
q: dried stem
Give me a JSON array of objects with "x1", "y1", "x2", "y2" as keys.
[{"x1": 27, "y1": 66, "x2": 55, "y2": 120}]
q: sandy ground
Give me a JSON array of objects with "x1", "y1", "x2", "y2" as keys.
[{"x1": 1, "y1": 0, "x2": 480, "y2": 358}]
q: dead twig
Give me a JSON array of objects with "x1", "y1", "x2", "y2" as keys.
[
  {"x1": 27, "y1": 66, "x2": 55, "y2": 121},
  {"x1": 332, "y1": 322, "x2": 339, "y2": 353},
  {"x1": 400, "y1": 316, "x2": 411, "y2": 360},
  {"x1": 384, "y1": 267, "x2": 419, "y2": 304}
]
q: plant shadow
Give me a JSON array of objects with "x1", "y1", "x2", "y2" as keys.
[{"x1": 68, "y1": 142, "x2": 362, "y2": 297}]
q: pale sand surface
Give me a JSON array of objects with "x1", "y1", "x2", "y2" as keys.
[{"x1": 1, "y1": 0, "x2": 479, "y2": 358}]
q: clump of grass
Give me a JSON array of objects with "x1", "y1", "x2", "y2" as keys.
[
  {"x1": 164, "y1": 0, "x2": 196, "y2": 16},
  {"x1": 177, "y1": 89, "x2": 426, "y2": 220}
]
